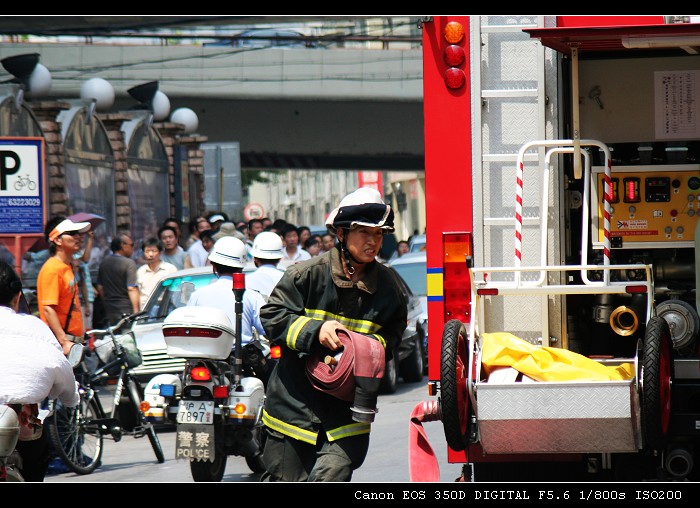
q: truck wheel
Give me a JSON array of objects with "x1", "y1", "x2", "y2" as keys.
[
  {"x1": 440, "y1": 319, "x2": 470, "y2": 451},
  {"x1": 641, "y1": 316, "x2": 673, "y2": 452}
]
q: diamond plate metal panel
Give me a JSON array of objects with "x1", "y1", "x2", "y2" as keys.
[{"x1": 476, "y1": 380, "x2": 641, "y2": 453}]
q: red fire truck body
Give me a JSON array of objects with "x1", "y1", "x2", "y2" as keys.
[{"x1": 421, "y1": 15, "x2": 700, "y2": 481}]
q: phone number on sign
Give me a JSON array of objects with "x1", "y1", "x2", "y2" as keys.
[{"x1": 3, "y1": 198, "x2": 41, "y2": 206}]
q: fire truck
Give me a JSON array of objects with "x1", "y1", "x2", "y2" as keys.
[{"x1": 417, "y1": 16, "x2": 700, "y2": 481}]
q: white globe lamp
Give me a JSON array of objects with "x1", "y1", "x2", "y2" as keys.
[
  {"x1": 152, "y1": 90, "x2": 170, "y2": 121},
  {"x1": 80, "y1": 77, "x2": 115, "y2": 111},
  {"x1": 26, "y1": 63, "x2": 52, "y2": 98},
  {"x1": 171, "y1": 107, "x2": 199, "y2": 133}
]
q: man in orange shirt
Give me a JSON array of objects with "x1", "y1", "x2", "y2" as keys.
[{"x1": 36, "y1": 216, "x2": 91, "y2": 355}]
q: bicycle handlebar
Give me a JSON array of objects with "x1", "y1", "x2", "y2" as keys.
[{"x1": 86, "y1": 310, "x2": 148, "y2": 338}]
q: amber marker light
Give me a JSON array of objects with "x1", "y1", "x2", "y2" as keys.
[{"x1": 444, "y1": 21, "x2": 465, "y2": 44}]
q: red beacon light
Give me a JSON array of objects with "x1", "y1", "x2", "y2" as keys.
[{"x1": 232, "y1": 272, "x2": 246, "y2": 290}]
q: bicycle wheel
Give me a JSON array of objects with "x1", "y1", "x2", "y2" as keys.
[
  {"x1": 126, "y1": 376, "x2": 165, "y2": 463},
  {"x1": 46, "y1": 395, "x2": 103, "y2": 475}
]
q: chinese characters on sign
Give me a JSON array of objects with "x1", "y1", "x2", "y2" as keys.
[{"x1": 655, "y1": 70, "x2": 700, "y2": 139}]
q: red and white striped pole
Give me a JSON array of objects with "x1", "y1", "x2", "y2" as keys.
[{"x1": 515, "y1": 158, "x2": 524, "y2": 268}]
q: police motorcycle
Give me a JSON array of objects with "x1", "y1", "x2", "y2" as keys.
[{"x1": 156, "y1": 274, "x2": 271, "y2": 482}]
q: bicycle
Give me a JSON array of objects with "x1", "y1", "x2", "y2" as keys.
[{"x1": 45, "y1": 312, "x2": 165, "y2": 474}]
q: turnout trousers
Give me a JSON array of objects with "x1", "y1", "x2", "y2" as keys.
[{"x1": 261, "y1": 427, "x2": 370, "y2": 482}]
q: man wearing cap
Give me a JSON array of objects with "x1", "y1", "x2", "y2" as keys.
[
  {"x1": 260, "y1": 187, "x2": 408, "y2": 482},
  {"x1": 36, "y1": 215, "x2": 92, "y2": 355},
  {"x1": 207, "y1": 213, "x2": 227, "y2": 234}
]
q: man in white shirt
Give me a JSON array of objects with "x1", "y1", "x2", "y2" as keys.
[
  {"x1": 278, "y1": 223, "x2": 311, "y2": 271},
  {"x1": 185, "y1": 224, "x2": 214, "y2": 268},
  {"x1": 246, "y1": 231, "x2": 285, "y2": 299},
  {"x1": 136, "y1": 237, "x2": 177, "y2": 310},
  {"x1": 0, "y1": 259, "x2": 79, "y2": 481}
]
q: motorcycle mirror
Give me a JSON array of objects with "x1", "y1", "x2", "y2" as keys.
[{"x1": 66, "y1": 343, "x2": 85, "y2": 368}]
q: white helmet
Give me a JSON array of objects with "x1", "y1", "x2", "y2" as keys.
[
  {"x1": 325, "y1": 187, "x2": 394, "y2": 234},
  {"x1": 208, "y1": 236, "x2": 247, "y2": 268},
  {"x1": 251, "y1": 231, "x2": 284, "y2": 260}
]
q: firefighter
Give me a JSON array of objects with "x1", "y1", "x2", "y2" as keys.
[{"x1": 260, "y1": 187, "x2": 408, "y2": 482}]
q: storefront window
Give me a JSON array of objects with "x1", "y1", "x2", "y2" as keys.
[
  {"x1": 60, "y1": 105, "x2": 116, "y2": 277},
  {"x1": 125, "y1": 118, "x2": 169, "y2": 255}
]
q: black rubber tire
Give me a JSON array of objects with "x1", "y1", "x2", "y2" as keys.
[
  {"x1": 641, "y1": 316, "x2": 673, "y2": 452},
  {"x1": 46, "y1": 396, "x2": 104, "y2": 475},
  {"x1": 244, "y1": 425, "x2": 267, "y2": 474},
  {"x1": 400, "y1": 334, "x2": 425, "y2": 383},
  {"x1": 190, "y1": 453, "x2": 227, "y2": 482},
  {"x1": 440, "y1": 319, "x2": 470, "y2": 451},
  {"x1": 126, "y1": 377, "x2": 165, "y2": 463},
  {"x1": 380, "y1": 349, "x2": 398, "y2": 394}
]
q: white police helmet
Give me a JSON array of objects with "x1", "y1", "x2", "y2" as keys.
[
  {"x1": 208, "y1": 236, "x2": 247, "y2": 268},
  {"x1": 251, "y1": 231, "x2": 284, "y2": 260}
]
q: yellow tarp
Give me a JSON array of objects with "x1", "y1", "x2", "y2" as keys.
[{"x1": 481, "y1": 332, "x2": 635, "y2": 382}]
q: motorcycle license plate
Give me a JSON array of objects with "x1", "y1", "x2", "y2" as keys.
[{"x1": 176, "y1": 400, "x2": 215, "y2": 424}]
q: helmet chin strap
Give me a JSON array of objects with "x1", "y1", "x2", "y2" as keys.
[{"x1": 338, "y1": 229, "x2": 366, "y2": 275}]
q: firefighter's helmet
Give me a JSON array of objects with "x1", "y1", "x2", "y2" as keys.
[{"x1": 326, "y1": 187, "x2": 394, "y2": 234}]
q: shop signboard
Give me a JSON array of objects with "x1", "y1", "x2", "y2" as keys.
[{"x1": 0, "y1": 138, "x2": 45, "y2": 234}]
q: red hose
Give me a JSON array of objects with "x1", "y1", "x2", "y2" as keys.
[{"x1": 408, "y1": 399, "x2": 441, "y2": 482}]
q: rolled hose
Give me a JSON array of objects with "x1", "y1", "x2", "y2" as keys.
[{"x1": 305, "y1": 330, "x2": 385, "y2": 421}]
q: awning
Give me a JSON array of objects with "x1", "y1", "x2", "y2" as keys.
[{"x1": 524, "y1": 23, "x2": 700, "y2": 56}]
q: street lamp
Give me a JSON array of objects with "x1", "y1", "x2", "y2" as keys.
[
  {"x1": 0, "y1": 53, "x2": 52, "y2": 105},
  {"x1": 127, "y1": 81, "x2": 170, "y2": 124},
  {"x1": 80, "y1": 77, "x2": 115, "y2": 123},
  {"x1": 170, "y1": 107, "x2": 199, "y2": 133}
]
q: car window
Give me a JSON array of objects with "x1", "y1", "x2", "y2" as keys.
[
  {"x1": 143, "y1": 272, "x2": 217, "y2": 320},
  {"x1": 390, "y1": 262, "x2": 426, "y2": 297}
]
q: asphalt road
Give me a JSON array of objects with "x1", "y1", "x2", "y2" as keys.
[{"x1": 43, "y1": 379, "x2": 460, "y2": 484}]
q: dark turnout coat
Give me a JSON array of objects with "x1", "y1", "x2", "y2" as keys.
[{"x1": 260, "y1": 246, "x2": 407, "y2": 444}]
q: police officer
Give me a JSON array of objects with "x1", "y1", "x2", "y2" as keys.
[
  {"x1": 187, "y1": 236, "x2": 266, "y2": 345},
  {"x1": 260, "y1": 187, "x2": 408, "y2": 482}
]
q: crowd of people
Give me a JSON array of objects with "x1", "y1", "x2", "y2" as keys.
[{"x1": 12, "y1": 210, "x2": 420, "y2": 334}]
